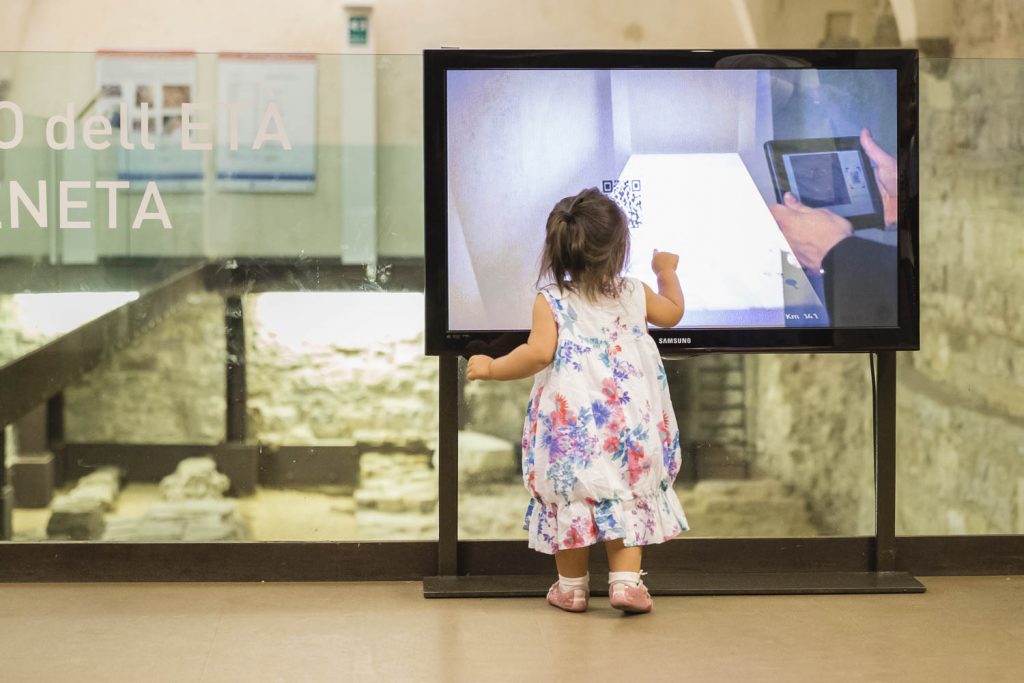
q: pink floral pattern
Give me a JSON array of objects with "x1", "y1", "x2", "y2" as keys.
[{"x1": 521, "y1": 278, "x2": 689, "y2": 554}]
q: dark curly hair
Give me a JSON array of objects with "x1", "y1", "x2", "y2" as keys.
[{"x1": 537, "y1": 187, "x2": 630, "y2": 301}]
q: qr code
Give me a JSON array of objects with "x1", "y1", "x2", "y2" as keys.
[{"x1": 601, "y1": 179, "x2": 642, "y2": 230}]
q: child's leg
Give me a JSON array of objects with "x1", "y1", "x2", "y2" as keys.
[
  {"x1": 554, "y1": 546, "x2": 590, "y2": 578},
  {"x1": 605, "y1": 539, "x2": 652, "y2": 613},
  {"x1": 548, "y1": 546, "x2": 591, "y2": 612},
  {"x1": 604, "y1": 538, "x2": 641, "y2": 573}
]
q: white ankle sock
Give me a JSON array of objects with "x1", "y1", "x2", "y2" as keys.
[
  {"x1": 558, "y1": 572, "x2": 590, "y2": 593},
  {"x1": 608, "y1": 571, "x2": 641, "y2": 587}
]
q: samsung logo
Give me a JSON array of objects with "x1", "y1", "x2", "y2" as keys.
[{"x1": 662, "y1": 337, "x2": 692, "y2": 344}]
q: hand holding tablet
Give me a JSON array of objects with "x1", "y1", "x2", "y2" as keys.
[
  {"x1": 767, "y1": 192, "x2": 854, "y2": 271},
  {"x1": 860, "y1": 128, "x2": 899, "y2": 226},
  {"x1": 764, "y1": 135, "x2": 887, "y2": 230}
]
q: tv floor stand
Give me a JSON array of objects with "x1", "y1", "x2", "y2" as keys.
[{"x1": 423, "y1": 351, "x2": 925, "y2": 597}]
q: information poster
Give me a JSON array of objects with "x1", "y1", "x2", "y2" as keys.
[
  {"x1": 215, "y1": 53, "x2": 317, "y2": 193},
  {"x1": 95, "y1": 50, "x2": 203, "y2": 192}
]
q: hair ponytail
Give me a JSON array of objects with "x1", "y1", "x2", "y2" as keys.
[
  {"x1": 550, "y1": 211, "x2": 586, "y2": 280},
  {"x1": 537, "y1": 187, "x2": 630, "y2": 301}
]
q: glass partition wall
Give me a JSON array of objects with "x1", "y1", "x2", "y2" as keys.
[
  {"x1": 0, "y1": 52, "x2": 435, "y2": 548},
  {"x1": 0, "y1": 52, "x2": 1020, "y2": 579},
  {"x1": 895, "y1": 57, "x2": 1024, "y2": 538}
]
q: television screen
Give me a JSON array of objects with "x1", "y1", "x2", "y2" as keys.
[{"x1": 424, "y1": 50, "x2": 919, "y2": 355}]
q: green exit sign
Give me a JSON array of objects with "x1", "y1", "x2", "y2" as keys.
[{"x1": 349, "y1": 15, "x2": 369, "y2": 46}]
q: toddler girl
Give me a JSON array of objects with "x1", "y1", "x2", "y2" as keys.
[{"x1": 467, "y1": 187, "x2": 690, "y2": 614}]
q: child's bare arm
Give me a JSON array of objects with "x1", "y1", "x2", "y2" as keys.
[
  {"x1": 467, "y1": 293, "x2": 557, "y2": 381},
  {"x1": 644, "y1": 250, "x2": 685, "y2": 327}
]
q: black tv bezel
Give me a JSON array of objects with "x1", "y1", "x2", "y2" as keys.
[{"x1": 423, "y1": 48, "x2": 919, "y2": 357}]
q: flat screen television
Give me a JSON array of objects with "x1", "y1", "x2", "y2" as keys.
[{"x1": 423, "y1": 49, "x2": 919, "y2": 356}]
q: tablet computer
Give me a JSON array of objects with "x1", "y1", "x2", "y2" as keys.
[{"x1": 764, "y1": 136, "x2": 885, "y2": 230}]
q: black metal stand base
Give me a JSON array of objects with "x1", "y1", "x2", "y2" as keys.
[{"x1": 424, "y1": 571, "x2": 925, "y2": 598}]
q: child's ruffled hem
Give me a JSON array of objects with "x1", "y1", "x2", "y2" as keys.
[{"x1": 521, "y1": 487, "x2": 690, "y2": 556}]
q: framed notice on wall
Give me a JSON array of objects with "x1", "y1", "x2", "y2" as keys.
[
  {"x1": 95, "y1": 50, "x2": 203, "y2": 192},
  {"x1": 215, "y1": 53, "x2": 317, "y2": 193}
]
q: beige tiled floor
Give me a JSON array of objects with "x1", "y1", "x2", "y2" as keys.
[{"x1": 0, "y1": 576, "x2": 1021, "y2": 682}]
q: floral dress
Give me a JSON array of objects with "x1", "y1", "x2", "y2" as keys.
[{"x1": 521, "y1": 277, "x2": 690, "y2": 554}]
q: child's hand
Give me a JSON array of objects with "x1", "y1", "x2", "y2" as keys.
[
  {"x1": 466, "y1": 354, "x2": 494, "y2": 381},
  {"x1": 651, "y1": 249, "x2": 679, "y2": 275}
]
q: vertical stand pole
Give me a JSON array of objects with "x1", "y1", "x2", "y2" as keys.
[
  {"x1": 437, "y1": 355, "x2": 459, "y2": 575},
  {"x1": 46, "y1": 393, "x2": 65, "y2": 486},
  {"x1": 874, "y1": 350, "x2": 898, "y2": 572},
  {"x1": 0, "y1": 427, "x2": 12, "y2": 540},
  {"x1": 225, "y1": 295, "x2": 247, "y2": 443}
]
